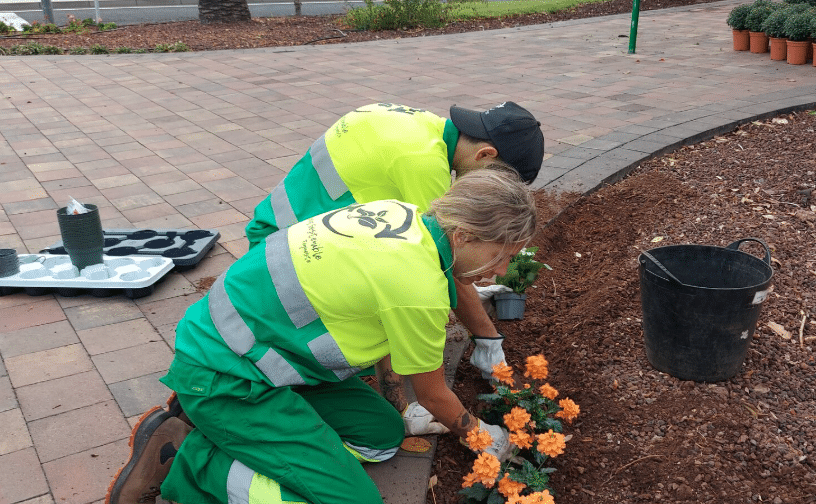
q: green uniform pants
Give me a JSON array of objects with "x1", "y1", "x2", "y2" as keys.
[{"x1": 160, "y1": 360, "x2": 404, "y2": 504}]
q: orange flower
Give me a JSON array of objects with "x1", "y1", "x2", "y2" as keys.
[
  {"x1": 497, "y1": 473, "x2": 526, "y2": 498},
  {"x1": 524, "y1": 354, "x2": 549, "y2": 380},
  {"x1": 461, "y1": 472, "x2": 480, "y2": 489},
  {"x1": 538, "y1": 383, "x2": 558, "y2": 400},
  {"x1": 555, "y1": 398, "x2": 580, "y2": 423},
  {"x1": 524, "y1": 383, "x2": 531, "y2": 389},
  {"x1": 491, "y1": 362, "x2": 515, "y2": 386},
  {"x1": 536, "y1": 429, "x2": 566, "y2": 458},
  {"x1": 509, "y1": 429, "x2": 533, "y2": 449},
  {"x1": 465, "y1": 425, "x2": 493, "y2": 452},
  {"x1": 503, "y1": 406, "x2": 531, "y2": 432},
  {"x1": 471, "y1": 452, "x2": 500, "y2": 487},
  {"x1": 519, "y1": 490, "x2": 555, "y2": 504}
]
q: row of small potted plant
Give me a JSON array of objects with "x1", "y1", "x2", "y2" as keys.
[{"x1": 727, "y1": 0, "x2": 816, "y2": 65}]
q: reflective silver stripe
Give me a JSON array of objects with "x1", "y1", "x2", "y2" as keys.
[
  {"x1": 270, "y1": 180, "x2": 297, "y2": 229},
  {"x1": 308, "y1": 333, "x2": 360, "y2": 381},
  {"x1": 226, "y1": 460, "x2": 253, "y2": 504},
  {"x1": 209, "y1": 273, "x2": 255, "y2": 356},
  {"x1": 265, "y1": 229, "x2": 319, "y2": 329},
  {"x1": 345, "y1": 441, "x2": 399, "y2": 462},
  {"x1": 310, "y1": 135, "x2": 348, "y2": 200},
  {"x1": 255, "y1": 348, "x2": 305, "y2": 387}
]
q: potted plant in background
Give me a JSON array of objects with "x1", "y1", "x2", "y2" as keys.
[
  {"x1": 763, "y1": 4, "x2": 791, "y2": 60},
  {"x1": 746, "y1": 0, "x2": 776, "y2": 53},
  {"x1": 728, "y1": 3, "x2": 753, "y2": 51},
  {"x1": 783, "y1": 9, "x2": 813, "y2": 64},
  {"x1": 493, "y1": 247, "x2": 548, "y2": 320},
  {"x1": 811, "y1": 12, "x2": 816, "y2": 65}
]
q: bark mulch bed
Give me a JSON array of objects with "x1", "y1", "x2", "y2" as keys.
[
  {"x1": 1, "y1": 0, "x2": 717, "y2": 53},
  {"x1": 431, "y1": 110, "x2": 816, "y2": 504}
]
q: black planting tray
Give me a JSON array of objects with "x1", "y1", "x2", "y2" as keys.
[{"x1": 41, "y1": 228, "x2": 220, "y2": 271}]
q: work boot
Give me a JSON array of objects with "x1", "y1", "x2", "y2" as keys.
[
  {"x1": 106, "y1": 406, "x2": 192, "y2": 504},
  {"x1": 165, "y1": 392, "x2": 194, "y2": 427}
]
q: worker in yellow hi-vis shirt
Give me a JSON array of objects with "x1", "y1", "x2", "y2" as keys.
[
  {"x1": 106, "y1": 170, "x2": 537, "y2": 504},
  {"x1": 244, "y1": 102, "x2": 545, "y2": 384}
]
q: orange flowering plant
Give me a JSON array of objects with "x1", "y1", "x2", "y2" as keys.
[{"x1": 460, "y1": 354, "x2": 579, "y2": 504}]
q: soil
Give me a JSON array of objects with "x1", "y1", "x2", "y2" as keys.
[
  {"x1": 431, "y1": 110, "x2": 816, "y2": 504},
  {"x1": 0, "y1": 0, "x2": 717, "y2": 53}
]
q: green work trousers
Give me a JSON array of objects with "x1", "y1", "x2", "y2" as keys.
[{"x1": 160, "y1": 360, "x2": 404, "y2": 504}]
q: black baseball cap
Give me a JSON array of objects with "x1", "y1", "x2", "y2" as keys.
[{"x1": 449, "y1": 101, "x2": 545, "y2": 183}]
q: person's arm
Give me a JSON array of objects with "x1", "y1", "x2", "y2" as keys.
[
  {"x1": 452, "y1": 279, "x2": 500, "y2": 337},
  {"x1": 408, "y1": 367, "x2": 479, "y2": 439},
  {"x1": 374, "y1": 355, "x2": 407, "y2": 413}
]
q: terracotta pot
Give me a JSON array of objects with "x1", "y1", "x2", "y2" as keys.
[
  {"x1": 786, "y1": 40, "x2": 809, "y2": 65},
  {"x1": 770, "y1": 37, "x2": 787, "y2": 61},
  {"x1": 808, "y1": 39, "x2": 813, "y2": 63},
  {"x1": 813, "y1": 42, "x2": 816, "y2": 67},
  {"x1": 749, "y1": 31, "x2": 769, "y2": 53},
  {"x1": 732, "y1": 29, "x2": 750, "y2": 51}
]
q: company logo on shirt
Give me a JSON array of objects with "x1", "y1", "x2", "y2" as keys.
[{"x1": 322, "y1": 202, "x2": 414, "y2": 240}]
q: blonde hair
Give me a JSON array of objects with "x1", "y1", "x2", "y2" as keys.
[{"x1": 426, "y1": 166, "x2": 538, "y2": 275}]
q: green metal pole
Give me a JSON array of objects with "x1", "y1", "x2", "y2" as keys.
[{"x1": 629, "y1": 0, "x2": 641, "y2": 54}]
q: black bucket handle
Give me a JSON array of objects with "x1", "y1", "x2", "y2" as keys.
[
  {"x1": 725, "y1": 237, "x2": 772, "y2": 266},
  {"x1": 640, "y1": 237, "x2": 772, "y2": 290}
]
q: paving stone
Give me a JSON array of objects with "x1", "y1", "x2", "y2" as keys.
[
  {"x1": 0, "y1": 448, "x2": 50, "y2": 504},
  {"x1": 27, "y1": 400, "x2": 131, "y2": 463},
  {"x1": 43, "y1": 439, "x2": 130, "y2": 504},
  {"x1": 16, "y1": 370, "x2": 112, "y2": 421},
  {"x1": 0, "y1": 408, "x2": 32, "y2": 455},
  {"x1": 92, "y1": 341, "x2": 174, "y2": 384},
  {"x1": 108, "y1": 371, "x2": 174, "y2": 418},
  {"x1": 5, "y1": 344, "x2": 94, "y2": 388},
  {"x1": 0, "y1": 320, "x2": 79, "y2": 359}
]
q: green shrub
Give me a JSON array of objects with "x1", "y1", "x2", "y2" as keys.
[
  {"x1": 82, "y1": 18, "x2": 96, "y2": 26},
  {"x1": 98, "y1": 22, "x2": 117, "y2": 31},
  {"x1": 115, "y1": 46, "x2": 132, "y2": 53},
  {"x1": 0, "y1": 21, "x2": 13, "y2": 34},
  {"x1": 9, "y1": 42, "x2": 62, "y2": 55},
  {"x1": 69, "y1": 46, "x2": 88, "y2": 54},
  {"x1": 90, "y1": 44, "x2": 109, "y2": 54},
  {"x1": 727, "y1": 3, "x2": 753, "y2": 30},
  {"x1": 762, "y1": 7, "x2": 789, "y2": 36},
  {"x1": 63, "y1": 20, "x2": 87, "y2": 33},
  {"x1": 811, "y1": 10, "x2": 816, "y2": 37},
  {"x1": 344, "y1": 0, "x2": 450, "y2": 31},
  {"x1": 154, "y1": 43, "x2": 172, "y2": 52},
  {"x1": 745, "y1": 0, "x2": 777, "y2": 31},
  {"x1": 171, "y1": 41, "x2": 190, "y2": 52},
  {"x1": 783, "y1": 10, "x2": 813, "y2": 40}
]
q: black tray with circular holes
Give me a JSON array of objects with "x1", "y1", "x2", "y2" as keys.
[{"x1": 40, "y1": 228, "x2": 220, "y2": 271}]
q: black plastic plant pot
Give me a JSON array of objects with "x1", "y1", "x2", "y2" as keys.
[
  {"x1": 495, "y1": 292, "x2": 527, "y2": 320},
  {"x1": 0, "y1": 249, "x2": 20, "y2": 278},
  {"x1": 638, "y1": 238, "x2": 773, "y2": 382},
  {"x1": 56, "y1": 204, "x2": 104, "y2": 272}
]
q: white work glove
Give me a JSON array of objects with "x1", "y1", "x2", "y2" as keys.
[
  {"x1": 474, "y1": 284, "x2": 513, "y2": 317},
  {"x1": 478, "y1": 420, "x2": 515, "y2": 462},
  {"x1": 402, "y1": 402, "x2": 450, "y2": 435},
  {"x1": 470, "y1": 334, "x2": 506, "y2": 380}
]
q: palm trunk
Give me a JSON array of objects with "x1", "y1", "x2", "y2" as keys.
[{"x1": 199, "y1": 0, "x2": 251, "y2": 24}]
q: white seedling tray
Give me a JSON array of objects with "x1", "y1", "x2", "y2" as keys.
[{"x1": 0, "y1": 254, "x2": 173, "y2": 290}]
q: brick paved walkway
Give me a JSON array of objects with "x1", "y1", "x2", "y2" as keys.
[{"x1": 1, "y1": 1, "x2": 815, "y2": 503}]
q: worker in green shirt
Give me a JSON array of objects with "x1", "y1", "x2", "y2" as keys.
[
  {"x1": 106, "y1": 169, "x2": 537, "y2": 504},
  {"x1": 245, "y1": 101, "x2": 546, "y2": 381}
]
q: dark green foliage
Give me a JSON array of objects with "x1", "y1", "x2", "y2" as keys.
[
  {"x1": 0, "y1": 21, "x2": 12, "y2": 34},
  {"x1": 344, "y1": 0, "x2": 451, "y2": 31},
  {"x1": 8, "y1": 42, "x2": 62, "y2": 55},
  {"x1": 783, "y1": 10, "x2": 813, "y2": 40},
  {"x1": 90, "y1": 44, "x2": 109, "y2": 54},
  {"x1": 762, "y1": 6, "x2": 790, "y2": 36},
  {"x1": 745, "y1": 0, "x2": 777, "y2": 31},
  {"x1": 727, "y1": 3, "x2": 753, "y2": 29}
]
